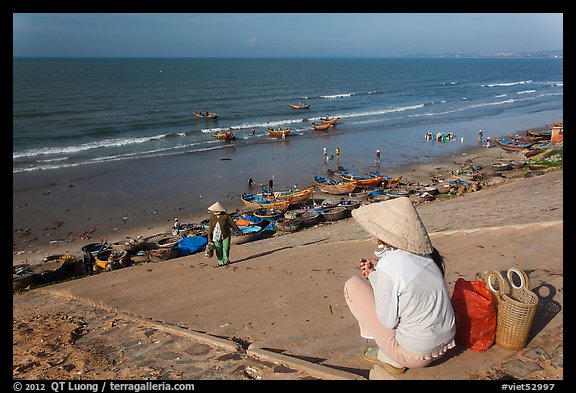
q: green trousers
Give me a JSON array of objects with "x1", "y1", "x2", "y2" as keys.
[{"x1": 214, "y1": 236, "x2": 231, "y2": 265}]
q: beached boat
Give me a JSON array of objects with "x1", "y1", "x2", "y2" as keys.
[
  {"x1": 314, "y1": 176, "x2": 358, "y2": 195},
  {"x1": 338, "y1": 171, "x2": 383, "y2": 189},
  {"x1": 212, "y1": 130, "x2": 235, "y2": 141},
  {"x1": 275, "y1": 217, "x2": 304, "y2": 233},
  {"x1": 321, "y1": 206, "x2": 350, "y2": 221},
  {"x1": 241, "y1": 192, "x2": 291, "y2": 212},
  {"x1": 290, "y1": 103, "x2": 310, "y2": 110},
  {"x1": 232, "y1": 219, "x2": 272, "y2": 245},
  {"x1": 320, "y1": 117, "x2": 340, "y2": 125},
  {"x1": 527, "y1": 130, "x2": 551, "y2": 140},
  {"x1": 508, "y1": 160, "x2": 527, "y2": 169},
  {"x1": 81, "y1": 242, "x2": 109, "y2": 256},
  {"x1": 339, "y1": 199, "x2": 362, "y2": 211},
  {"x1": 32, "y1": 254, "x2": 79, "y2": 284},
  {"x1": 110, "y1": 238, "x2": 145, "y2": 254},
  {"x1": 494, "y1": 137, "x2": 534, "y2": 152},
  {"x1": 311, "y1": 122, "x2": 332, "y2": 131},
  {"x1": 193, "y1": 111, "x2": 219, "y2": 119},
  {"x1": 382, "y1": 175, "x2": 403, "y2": 189},
  {"x1": 491, "y1": 162, "x2": 512, "y2": 171},
  {"x1": 415, "y1": 191, "x2": 436, "y2": 202},
  {"x1": 13, "y1": 265, "x2": 35, "y2": 290},
  {"x1": 253, "y1": 209, "x2": 284, "y2": 221},
  {"x1": 510, "y1": 134, "x2": 546, "y2": 143},
  {"x1": 157, "y1": 235, "x2": 181, "y2": 248},
  {"x1": 267, "y1": 127, "x2": 292, "y2": 138},
  {"x1": 369, "y1": 172, "x2": 403, "y2": 189},
  {"x1": 386, "y1": 189, "x2": 410, "y2": 198},
  {"x1": 300, "y1": 210, "x2": 325, "y2": 226},
  {"x1": 95, "y1": 249, "x2": 130, "y2": 271},
  {"x1": 274, "y1": 186, "x2": 315, "y2": 206}
]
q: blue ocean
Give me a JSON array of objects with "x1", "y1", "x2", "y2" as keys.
[{"x1": 13, "y1": 57, "x2": 563, "y2": 174}]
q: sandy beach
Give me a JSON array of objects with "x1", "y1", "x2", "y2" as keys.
[{"x1": 13, "y1": 130, "x2": 564, "y2": 381}]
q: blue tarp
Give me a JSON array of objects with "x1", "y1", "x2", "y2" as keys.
[{"x1": 178, "y1": 236, "x2": 208, "y2": 256}]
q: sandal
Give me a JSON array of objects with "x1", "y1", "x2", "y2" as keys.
[{"x1": 363, "y1": 347, "x2": 407, "y2": 374}]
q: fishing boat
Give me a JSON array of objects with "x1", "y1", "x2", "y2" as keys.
[
  {"x1": 415, "y1": 191, "x2": 436, "y2": 202},
  {"x1": 491, "y1": 162, "x2": 512, "y2": 171},
  {"x1": 212, "y1": 130, "x2": 235, "y2": 140},
  {"x1": 274, "y1": 186, "x2": 315, "y2": 206},
  {"x1": 313, "y1": 176, "x2": 358, "y2": 195},
  {"x1": 386, "y1": 189, "x2": 410, "y2": 198},
  {"x1": 338, "y1": 171, "x2": 383, "y2": 189},
  {"x1": 383, "y1": 175, "x2": 403, "y2": 189},
  {"x1": 157, "y1": 235, "x2": 181, "y2": 248},
  {"x1": 299, "y1": 210, "x2": 325, "y2": 226},
  {"x1": 232, "y1": 219, "x2": 273, "y2": 244},
  {"x1": 95, "y1": 248, "x2": 130, "y2": 272},
  {"x1": 267, "y1": 127, "x2": 292, "y2": 138},
  {"x1": 275, "y1": 217, "x2": 304, "y2": 233},
  {"x1": 339, "y1": 199, "x2": 362, "y2": 211},
  {"x1": 369, "y1": 172, "x2": 403, "y2": 189},
  {"x1": 13, "y1": 266, "x2": 35, "y2": 290},
  {"x1": 290, "y1": 103, "x2": 310, "y2": 110},
  {"x1": 81, "y1": 242, "x2": 109, "y2": 256},
  {"x1": 321, "y1": 206, "x2": 350, "y2": 221},
  {"x1": 235, "y1": 214, "x2": 264, "y2": 227},
  {"x1": 193, "y1": 111, "x2": 219, "y2": 119},
  {"x1": 320, "y1": 116, "x2": 340, "y2": 125},
  {"x1": 31, "y1": 254, "x2": 79, "y2": 284},
  {"x1": 494, "y1": 137, "x2": 534, "y2": 152},
  {"x1": 510, "y1": 133, "x2": 546, "y2": 143},
  {"x1": 508, "y1": 160, "x2": 527, "y2": 169},
  {"x1": 527, "y1": 129, "x2": 551, "y2": 140},
  {"x1": 253, "y1": 208, "x2": 285, "y2": 220},
  {"x1": 311, "y1": 122, "x2": 332, "y2": 131},
  {"x1": 241, "y1": 192, "x2": 291, "y2": 212}
]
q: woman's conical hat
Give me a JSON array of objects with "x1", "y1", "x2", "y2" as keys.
[
  {"x1": 208, "y1": 201, "x2": 226, "y2": 212},
  {"x1": 351, "y1": 197, "x2": 432, "y2": 255}
]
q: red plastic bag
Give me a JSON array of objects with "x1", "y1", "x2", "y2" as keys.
[{"x1": 451, "y1": 278, "x2": 497, "y2": 352}]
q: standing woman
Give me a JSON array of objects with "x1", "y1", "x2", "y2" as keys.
[
  {"x1": 207, "y1": 202, "x2": 243, "y2": 266},
  {"x1": 344, "y1": 197, "x2": 455, "y2": 374}
]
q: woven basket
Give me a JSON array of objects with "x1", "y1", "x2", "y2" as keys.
[{"x1": 485, "y1": 268, "x2": 539, "y2": 350}]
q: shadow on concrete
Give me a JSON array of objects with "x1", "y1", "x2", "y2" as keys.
[
  {"x1": 259, "y1": 346, "x2": 371, "y2": 379},
  {"x1": 528, "y1": 283, "x2": 562, "y2": 341},
  {"x1": 230, "y1": 238, "x2": 330, "y2": 264}
]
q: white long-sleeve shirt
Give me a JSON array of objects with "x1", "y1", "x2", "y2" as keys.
[{"x1": 368, "y1": 248, "x2": 455, "y2": 355}]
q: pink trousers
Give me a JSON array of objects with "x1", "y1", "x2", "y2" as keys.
[{"x1": 344, "y1": 275, "x2": 434, "y2": 369}]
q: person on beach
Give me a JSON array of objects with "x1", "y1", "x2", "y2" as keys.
[
  {"x1": 376, "y1": 149, "x2": 381, "y2": 162},
  {"x1": 344, "y1": 197, "x2": 456, "y2": 374},
  {"x1": 82, "y1": 250, "x2": 94, "y2": 276},
  {"x1": 172, "y1": 218, "x2": 181, "y2": 236},
  {"x1": 486, "y1": 136, "x2": 491, "y2": 148},
  {"x1": 478, "y1": 129, "x2": 483, "y2": 141},
  {"x1": 207, "y1": 202, "x2": 243, "y2": 266}
]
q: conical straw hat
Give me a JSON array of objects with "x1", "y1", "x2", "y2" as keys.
[
  {"x1": 351, "y1": 197, "x2": 432, "y2": 255},
  {"x1": 208, "y1": 201, "x2": 226, "y2": 212}
]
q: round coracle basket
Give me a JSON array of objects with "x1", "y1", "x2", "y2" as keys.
[{"x1": 275, "y1": 217, "x2": 303, "y2": 232}]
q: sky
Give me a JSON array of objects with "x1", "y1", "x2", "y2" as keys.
[{"x1": 13, "y1": 13, "x2": 563, "y2": 58}]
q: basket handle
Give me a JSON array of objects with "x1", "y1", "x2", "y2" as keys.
[
  {"x1": 507, "y1": 268, "x2": 530, "y2": 290},
  {"x1": 485, "y1": 270, "x2": 507, "y2": 297}
]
